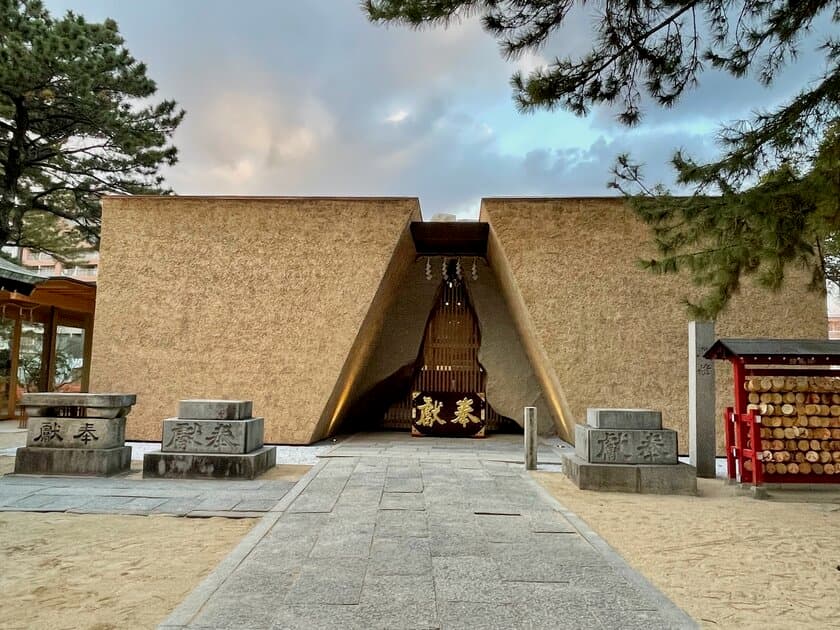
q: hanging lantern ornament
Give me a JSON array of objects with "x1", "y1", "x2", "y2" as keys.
[
  {"x1": 425, "y1": 257, "x2": 432, "y2": 281},
  {"x1": 455, "y1": 257, "x2": 463, "y2": 280},
  {"x1": 441, "y1": 257, "x2": 448, "y2": 282},
  {"x1": 471, "y1": 258, "x2": 478, "y2": 281}
]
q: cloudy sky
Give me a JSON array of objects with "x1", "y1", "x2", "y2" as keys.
[{"x1": 46, "y1": 1, "x2": 833, "y2": 218}]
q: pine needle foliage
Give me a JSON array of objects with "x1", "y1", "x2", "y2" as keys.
[
  {"x1": 0, "y1": 0, "x2": 184, "y2": 255},
  {"x1": 613, "y1": 124, "x2": 840, "y2": 317},
  {"x1": 365, "y1": 0, "x2": 840, "y2": 316}
]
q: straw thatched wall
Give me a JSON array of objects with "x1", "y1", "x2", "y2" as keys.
[
  {"x1": 91, "y1": 196, "x2": 419, "y2": 444},
  {"x1": 481, "y1": 197, "x2": 828, "y2": 452}
]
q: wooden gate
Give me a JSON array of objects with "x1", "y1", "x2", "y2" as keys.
[
  {"x1": 383, "y1": 275, "x2": 511, "y2": 433},
  {"x1": 416, "y1": 280, "x2": 481, "y2": 393}
]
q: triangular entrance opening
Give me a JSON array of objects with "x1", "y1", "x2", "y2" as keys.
[
  {"x1": 316, "y1": 220, "x2": 573, "y2": 442},
  {"x1": 380, "y1": 261, "x2": 519, "y2": 436}
]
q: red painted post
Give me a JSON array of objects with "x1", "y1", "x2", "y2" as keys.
[
  {"x1": 733, "y1": 409, "x2": 745, "y2": 482},
  {"x1": 724, "y1": 407, "x2": 736, "y2": 481},
  {"x1": 731, "y1": 358, "x2": 746, "y2": 415},
  {"x1": 748, "y1": 410, "x2": 763, "y2": 487}
]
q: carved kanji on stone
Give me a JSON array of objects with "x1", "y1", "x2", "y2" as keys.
[
  {"x1": 595, "y1": 431, "x2": 630, "y2": 461},
  {"x1": 697, "y1": 362, "x2": 713, "y2": 376},
  {"x1": 636, "y1": 432, "x2": 668, "y2": 461},
  {"x1": 205, "y1": 423, "x2": 239, "y2": 449},
  {"x1": 34, "y1": 421, "x2": 63, "y2": 444},
  {"x1": 73, "y1": 422, "x2": 99, "y2": 445},
  {"x1": 165, "y1": 422, "x2": 203, "y2": 450}
]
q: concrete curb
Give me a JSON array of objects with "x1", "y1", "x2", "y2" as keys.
[
  {"x1": 157, "y1": 459, "x2": 328, "y2": 629},
  {"x1": 526, "y1": 473, "x2": 699, "y2": 630}
]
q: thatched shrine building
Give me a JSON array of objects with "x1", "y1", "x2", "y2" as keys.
[{"x1": 89, "y1": 196, "x2": 827, "y2": 451}]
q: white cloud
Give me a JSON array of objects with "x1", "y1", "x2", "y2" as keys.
[
  {"x1": 208, "y1": 158, "x2": 255, "y2": 185},
  {"x1": 386, "y1": 110, "x2": 409, "y2": 124},
  {"x1": 268, "y1": 127, "x2": 318, "y2": 163},
  {"x1": 515, "y1": 50, "x2": 549, "y2": 76},
  {"x1": 62, "y1": 0, "x2": 823, "y2": 213}
]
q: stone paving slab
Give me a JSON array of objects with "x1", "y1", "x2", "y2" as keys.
[
  {"x1": 360, "y1": 573, "x2": 438, "y2": 629},
  {"x1": 0, "y1": 472, "x2": 297, "y2": 517},
  {"x1": 308, "y1": 523, "x2": 373, "y2": 559},
  {"x1": 438, "y1": 601, "x2": 522, "y2": 630},
  {"x1": 160, "y1": 434, "x2": 697, "y2": 629},
  {"x1": 379, "y1": 491, "x2": 426, "y2": 510},
  {"x1": 369, "y1": 537, "x2": 431, "y2": 576},
  {"x1": 321, "y1": 432, "x2": 569, "y2": 465},
  {"x1": 284, "y1": 558, "x2": 367, "y2": 604}
]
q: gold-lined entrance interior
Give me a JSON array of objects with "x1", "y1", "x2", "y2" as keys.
[
  {"x1": 383, "y1": 272, "x2": 514, "y2": 432},
  {"x1": 418, "y1": 280, "x2": 481, "y2": 392}
]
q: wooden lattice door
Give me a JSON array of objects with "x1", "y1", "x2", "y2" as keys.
[{"x1": 409, "y1": 279, "x2": 486, "y2": 437}]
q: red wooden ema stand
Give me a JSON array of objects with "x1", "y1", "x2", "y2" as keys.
[
  {"x1": 722, "y1": 408, "x2": 764, "y2": 486},
  {"x1": 705, "y1": 338, "x2": 840, "y2": 490}
]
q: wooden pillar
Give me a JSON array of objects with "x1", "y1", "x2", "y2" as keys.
[
  {"x1": 9, "y1": 318, "x2": 20, "y2": 420},
  {"x1": 81, "y1": 313, "x2": 93, "y2": 393},
  {"x1": 40, "y1": 307, "x2": 57, "y2": 392}
]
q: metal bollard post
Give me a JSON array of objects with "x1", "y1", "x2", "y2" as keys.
[{"x1": 524, "y1": 407, "x2": 537, "y2": 470}]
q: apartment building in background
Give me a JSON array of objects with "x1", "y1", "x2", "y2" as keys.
[
  {"x1": 830, "y1": 312, "x2": 840, "y2": 340},
  {"x1": 829, "y1": 288, "x2": 840, "y2": 340},
  {"x1": 16, "y1": 247, "x2": 99, "y2": 280}
]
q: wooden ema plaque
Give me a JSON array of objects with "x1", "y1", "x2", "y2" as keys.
[{"x1": 410, "y1": 391, "x2": 485, "y2": 438}]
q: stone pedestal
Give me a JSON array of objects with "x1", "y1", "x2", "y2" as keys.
[
  {"x1": 15, "y1": 446, "x2": 132, "y2": 476},
  {"x1": 26, "y1": 416, "x2": 127, "y2": 449},
  {"x1": 161, "y1": 416, "x2": 264, "y2": 454},
  {"x1": 562, "y1": 455, "x2": 697, "y2": 495},
  {"x1": 14, "y1": 393, "x2": 137, "y2": 476},
  {"x1": 143, "y1": 400, "x2": 275, "y2": 480},
  {"x1": 575, "y1": 424, "x2": 679, "y2": 465},
  {"x1": 143, "y1": 447, "x2": 276, "y2": 480},
  {"x1": 564, "y1": 408, "x2": 696, "y2": 495}
]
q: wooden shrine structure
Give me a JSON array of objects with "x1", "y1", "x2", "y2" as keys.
[{"x1": 0, "y1": 257, "x2": 96, "y2": 423}]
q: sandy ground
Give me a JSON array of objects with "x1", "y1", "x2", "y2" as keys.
[
  {"x1": 534, "y1": 473, "x2": 840, "y2": 629},
  {"x1": 0, "y1": 513, "x2": 253, "y2": 630},
  {"x1": 0, "y1": 458, "x2": 311, "y2": 629}
]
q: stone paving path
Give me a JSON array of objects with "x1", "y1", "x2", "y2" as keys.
[
  {"x1": 163, "y1": 434, "x2": 696, "y2": 629},
  {"x1": 0, "y1": 472, "x2": 296, "y2": 517}
]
